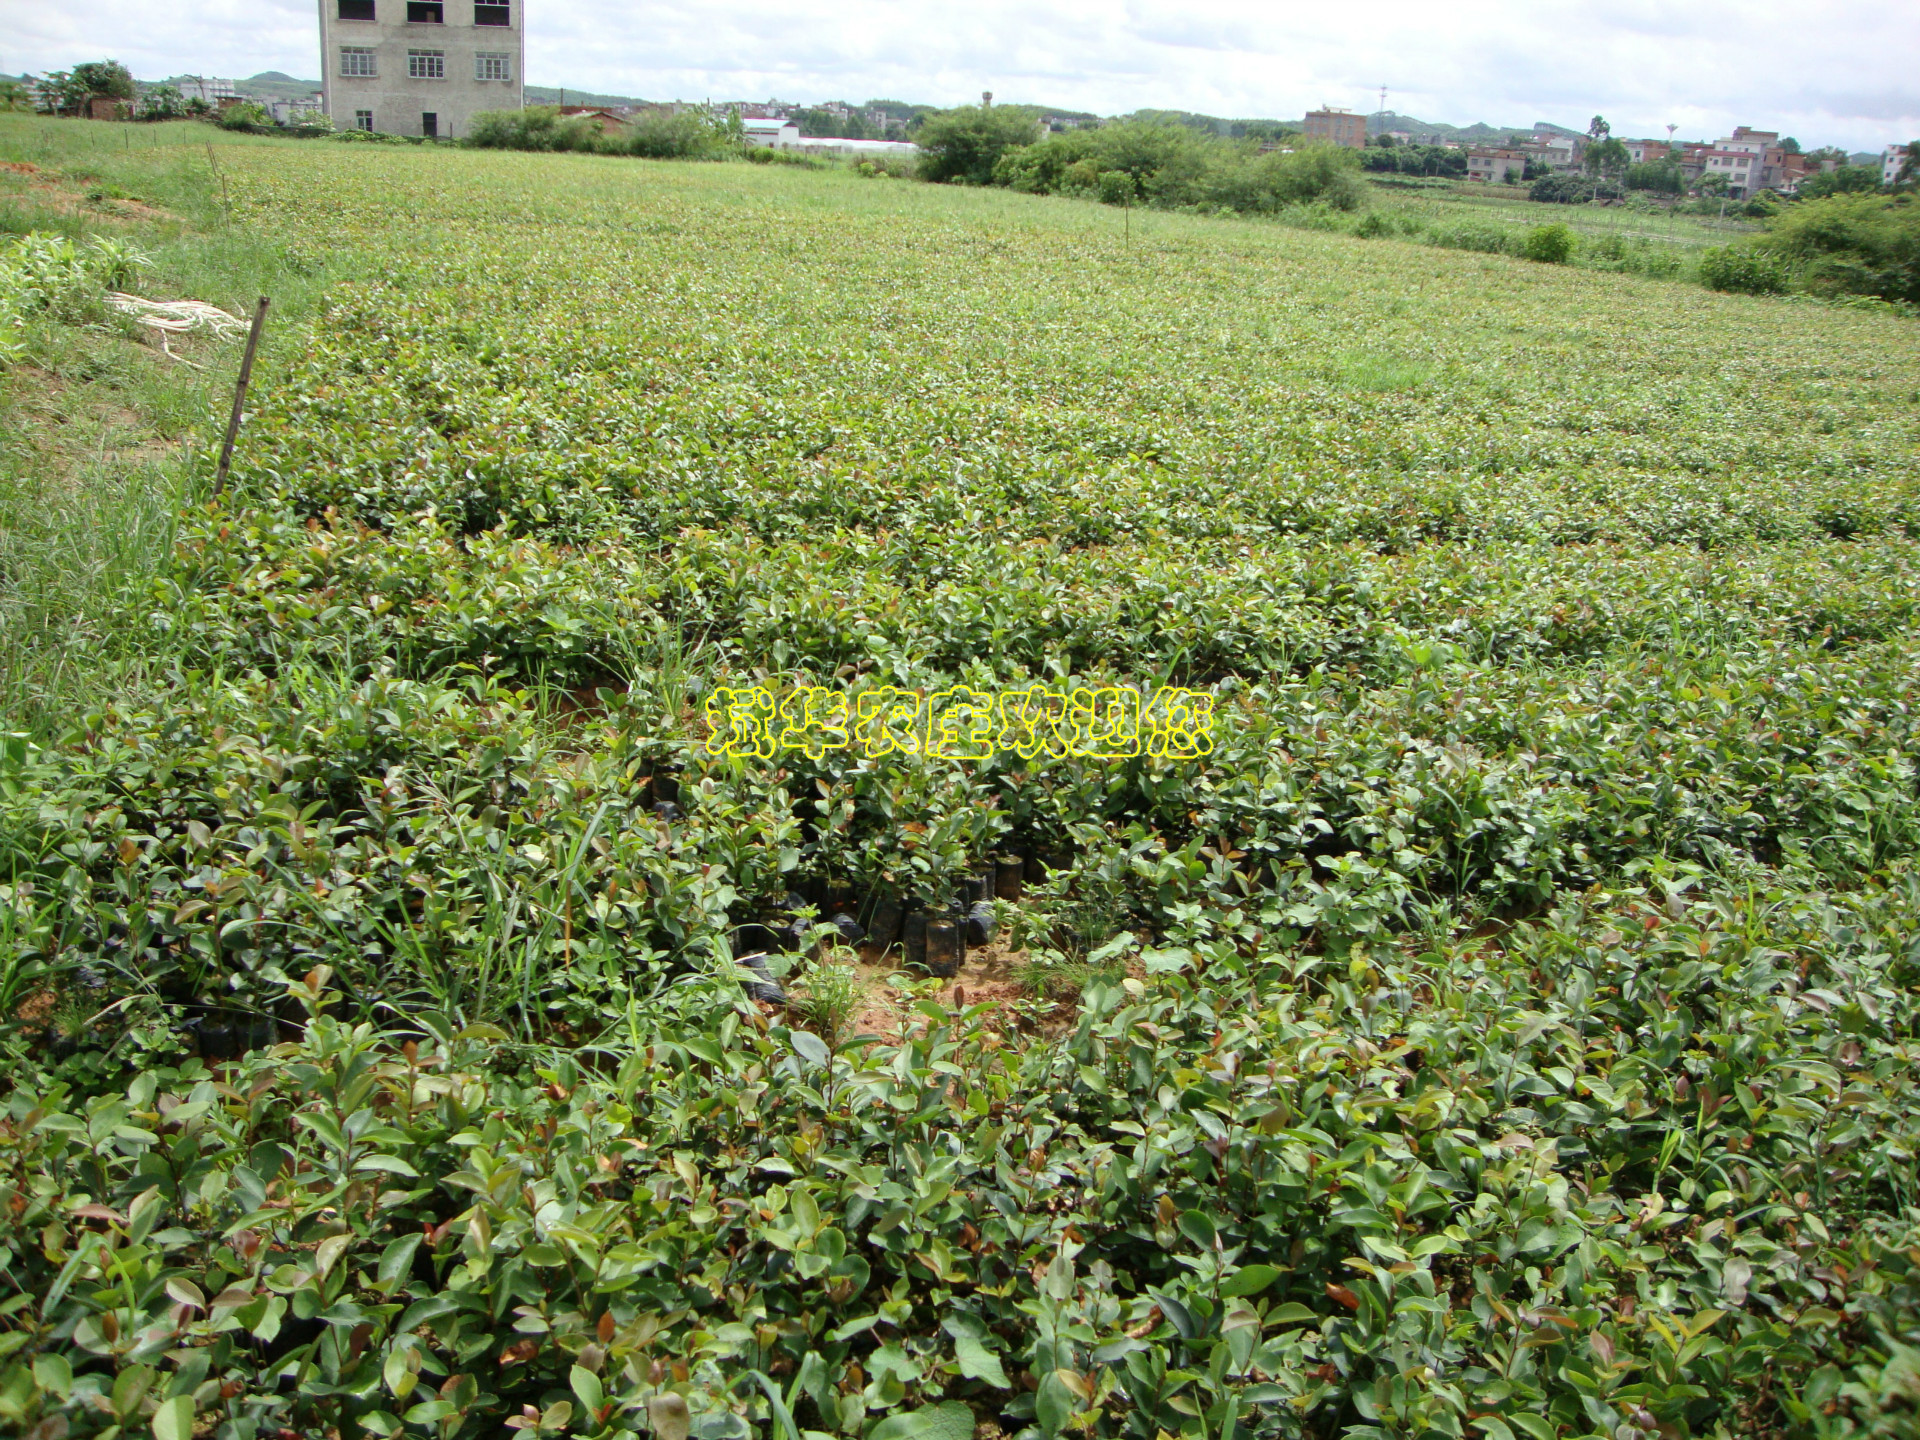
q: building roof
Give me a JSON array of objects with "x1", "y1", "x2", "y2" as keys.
[{"x1": 793, "y1": 137, "x2": 920, "y2": 155}]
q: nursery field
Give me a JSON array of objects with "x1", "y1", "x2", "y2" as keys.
[
  {"x1": 1366, "y1": 178, "x2": 1763, "y2": 253},
  {"x1": 4, "y1": 120, "x2": 1920, "y2": 1440}
]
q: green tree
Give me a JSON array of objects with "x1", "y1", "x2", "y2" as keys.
[
  {"x1": 70, "y1": 60, "x2": 135, "y2": 103},
  {"x1": 0, "y1": 79, "x2": 28, "y2": 113},
  {"x1": 138, "y1": 84, "x2": 186, "y2": 121},
  {"x1": 1780, "y1": 136, "x2": 1801, "y2": 154},
  {"x1": 1894, "y1": 141, "x2": 1919, "y2": 186},
  {"x1": 914, "y1": 104, "x2": 1042, "y2": 184},
  {"x1": 1585, "y1": 136, "x2": 1630, "y2": 178},
  {"x1": 35, "y1": 71, "x2": 81, "y2": 114},
  {"x1": 1626, "y1": 160, "x2": 1683, "y2": 194},
  {"x1": 1795, "y1": 165, "x2": 1883, "y2": 201},
  {"x1": 1587, "y1": 115, "x2": 1610, "y2": 140},
  {"x1": 792, "y1": 106, "x2": 877, "y2": 140}
]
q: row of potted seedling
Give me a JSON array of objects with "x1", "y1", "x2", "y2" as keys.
[{"x1": 731, "y1": 853, "x2": 1032, "y2": 1003}]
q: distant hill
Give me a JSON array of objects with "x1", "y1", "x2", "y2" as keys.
[
  {"x1": 1076, "y1": 107, "x2": 1585, "y2": 145},
  {"x1": 524, "y1": 86, "x2": 653, "y2": 109},
  {"x1": 236, "y1": 72, "x2": 324, "y2": 102},
  {"x1": 1364, "y1": 110, "x2": 1586, "y2": 144}
]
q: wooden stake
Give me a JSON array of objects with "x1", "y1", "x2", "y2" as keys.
[
  {"x1": 214, "y1": 297, "x2": 270, "y2": 494},
  {"x1": 206, "y1": 139, "x2": 231, "y2": 221}
]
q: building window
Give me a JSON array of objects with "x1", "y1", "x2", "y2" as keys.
[
  {"x1": 475, "y1": 52, "x2": 512, "y2": 81},
  {"x1": 422, "y1": 112, "x2": 438, "y2": 138},
  {"x1": 340, "y1": 47, "x2": 377, "y2": 77},
  {"x1": 355, "y1": 109, "x2": 374, "y2": 131},
  {"x1": 337, "y1": 0, "x2": 375, "y2": 17},
  {"x1": 475, "y1": 1, "x2": 511, "y2": 23},
  {"x1": 407, "y1": 50, "x2": 446, "y2": 79},
  {"x1": 407, "y1": 1, "x2": 444, "y2": 19}
]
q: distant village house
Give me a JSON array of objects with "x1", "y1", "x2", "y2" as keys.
[{"x1": 1303, "y1": 108, "x2": 1366, "y2": 148}]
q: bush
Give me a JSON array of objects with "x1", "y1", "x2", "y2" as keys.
[
  {"x1": 215, "y1": 101, "x2": 272, "y2": 132},
  {"x1": 1794, "y1": 165, "x2": 1884, "y2": 202},
  {"x1": 914, "y1": 104, "x2": 1043, "y2": 185},
  {"x1": 1520, "y1": 223, "x2": 1574, "y2": 263},
  {"x1": 1266, "y1": 143, "x2": 1368, "y2": 211},
  {"x1": 1762, "y1": 193, "x2": 1919, "y2": 304},
  {"x1": 1529, "y1": 173, "x2": 1625, "y2": 205},
  {"x1": 466, "y1": 105, "x2": 604, "y2": 154},
  {"x1": 623, "y1": 109, "x2": 729, "y2": 160},
  {"x1": 987, "y1": 122, "x2": 1364, "y2": 215},
  {"x1": 745, "y1": 146, "x2": 828, "y2": 169},
  {"x1": 1698, "y1": 244, "x2": 1789, "y2": 295},
  {"x1": 1423, "y1": 222, "x2": 1513, "y2": 255}
]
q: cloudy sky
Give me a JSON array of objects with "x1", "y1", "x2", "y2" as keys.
[{"x1": 5, "y1": 0, "x2": 1915, "y2": 150}]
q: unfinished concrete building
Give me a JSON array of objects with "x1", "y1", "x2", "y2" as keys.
[{"x1": 318, "y1": 0, "x2": 524, "y2": 139}]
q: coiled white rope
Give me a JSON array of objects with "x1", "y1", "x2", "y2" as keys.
[{"x1": 105, "y1": 292, "x2": 247, "y2": 367}]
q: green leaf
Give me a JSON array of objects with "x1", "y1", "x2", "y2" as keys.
[
  {"x1": 1266, "y1": 1303, "x2": 1319, "y2": 1325},
  {"x1": 571, "y1": 1363, "x2": 605, "y2": 1414},
  {"x1": 33, "y1": 1353, "x2": 72, "y2": 1400},
  {"x1": 869, "y1": 1402, "x2": 976, "y2": 1440},
  {"x1": 377, "y1": 1233, "x2": 423, "y2": 1294},
  {"x1": 953, "y1": 1336, "x2": 1011, "y2": 1388},
  {"x1": 114, "y1": 1364, "x2": 157, "y2": 1421},
  {"x1": 737, "y1": 1369, "x2": 804, "y2": 1440},
  {"x1": 152, "y1": 1395, "x2": 194, "y2": 1440},
  {"x1": 790, "y1": 1030, "x2": 831, "y2": 1067},
  {"x1": 1220, "y1": 1264, "x2": 1281, "y2": 1297},
  {"x1": 1176, "y1": 1210, "x2": 1217, "y2": 1249},
  {"x1": 1036, "y1": 1371, "x2": 1077, "y2": 1436}
]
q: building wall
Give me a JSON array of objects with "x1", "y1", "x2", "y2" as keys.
[
  {"x1": 1701, "y1": 148, "x2": 1759, "y2": 196},
  {"x1": 1466, "y1": 148, "x2": 1526, "y2": 183},
  {"x1": 742, "y1": 122, "x2": 801, "y2": 148},
  {"x1": 1303, "y1": 110, "x2": 1366, "y2": 148},
  {"x1": 1886, "y1": 145, "x2": 1910, "y2": 186},
  {"x1": 319, "y1": 0, "x2": 524, "y2": 139}
]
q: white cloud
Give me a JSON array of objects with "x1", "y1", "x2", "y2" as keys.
[{"x1": 3, "y1": 0, "x2": 1914, "y2": 149}]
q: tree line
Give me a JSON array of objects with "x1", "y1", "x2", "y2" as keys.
[{"x1": 911, "y1": 106, "x2": 1368, "y2": 213}]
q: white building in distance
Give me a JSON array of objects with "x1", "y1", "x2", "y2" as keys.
[{"x1": 318, "y1": 0, "x2": 524, "y2": 139}]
